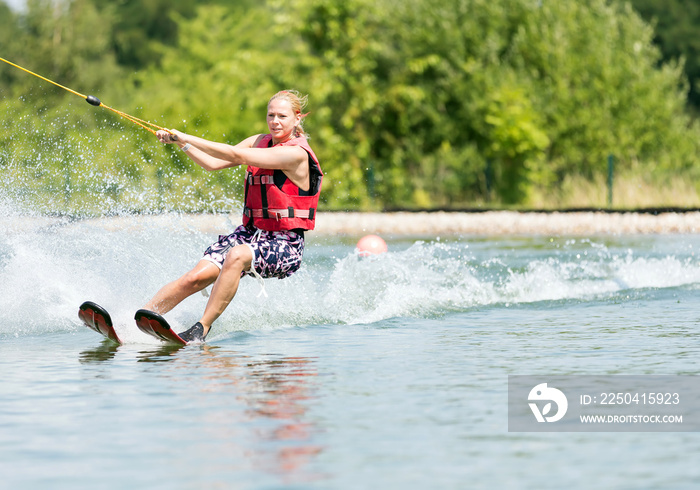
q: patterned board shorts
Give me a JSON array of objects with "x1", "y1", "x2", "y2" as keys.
[{"x1": 202, "y1": 224, "x2": 305, "y2": 279}]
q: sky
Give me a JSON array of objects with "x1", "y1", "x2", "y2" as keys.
[{"x1": 4, "y1": 0, "x2": 25, "y2": 11}]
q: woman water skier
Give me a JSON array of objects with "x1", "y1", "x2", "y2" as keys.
[{"x1": 144, "y1": 90, "x2": 322, "y2": 342}]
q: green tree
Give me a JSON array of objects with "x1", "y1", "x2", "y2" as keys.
[
  {"x1": 0, "y1": 0, "x2": 146, "y2": 214},
  {"x1": 91, "y1": 0, "x2": 250, "y2": 69},
  {"x1": 0, "y1": 2, "x2": 22, "y2": 87},
  {"x1": 627, "y1": 0, "x2": 700, "y2": 111},
  {"x1": 14, "y1": 0, "x2": 122, "y2": 98},
  {"x1": 2, "y1": 0, "x2": 699, "y2": 213},
  {"x1": 280, "y1": 0, "x2": 698, "y2": 207},
  {"x1": 508, "y1": 1, "x2": 698, "y2": 173}
]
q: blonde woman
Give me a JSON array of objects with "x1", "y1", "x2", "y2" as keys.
[{"x1": 145, "y1": 90, "x2": 322, "y2": 342}]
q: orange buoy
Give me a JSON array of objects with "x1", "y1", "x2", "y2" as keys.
[{"x1": 356, "y1": 234, "x2": 388, "y2": 256}]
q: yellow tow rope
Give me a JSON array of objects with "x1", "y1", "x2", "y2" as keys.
[{"x1": 0, "y1": 56, "x2": 170, "y2": 137}]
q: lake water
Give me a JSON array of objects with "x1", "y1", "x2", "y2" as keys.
[{"x1": 1, "y1": 209, "x2": 699, "y2": 489}]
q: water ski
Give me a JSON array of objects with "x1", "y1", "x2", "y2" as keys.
[
  {"x1": 78, "y1": 301, "x2": 122, "y2": 345},
  {"x1": 134, "y1": 309, "x2": 187, "y2": 345}
]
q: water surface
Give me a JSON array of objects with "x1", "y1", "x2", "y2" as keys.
[{"x1": 1, "y1": 212, "x2": 699, "y2": 488}]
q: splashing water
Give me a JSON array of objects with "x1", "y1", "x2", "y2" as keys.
[
  {"x1": 2, "y1": 202, "x2": 699, "y2": 341},
  {"x1": 4, "y1": 106, "x2": 697, "y2": 342},
  {"x1": 0, "y1": 106, "x2": 242, "y2": 217}
]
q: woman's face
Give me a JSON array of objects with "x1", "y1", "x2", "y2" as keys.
[{"x1": 267, "y1": 98, "x2": 301, "y2": 143}]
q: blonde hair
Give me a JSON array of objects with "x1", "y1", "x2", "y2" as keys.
[{"x1": 268, "y1": 89, "x2": 309, "y2": 137}]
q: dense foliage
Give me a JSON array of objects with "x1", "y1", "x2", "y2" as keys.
[
  {"x1": 1, "y1": 0, "x2": 698, "y2": 214},
  {"x1": 628, "y1": 0, "x2": 700, "y2": 111}
]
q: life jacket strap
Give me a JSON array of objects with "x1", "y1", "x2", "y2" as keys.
[
  {"x1": 246, "y1": 174, "x2": 275, "y2": 185},
  {"x1": 244, "y1": 207, "x2": 316, "y2": 221}
]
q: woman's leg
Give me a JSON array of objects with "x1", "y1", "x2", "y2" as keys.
[
  {"x1": 197, "y1": 244, "x2": 253, "y2": 335},
  {"x1": 143, "y1": 259, "x2": 220, "y2": 314}
]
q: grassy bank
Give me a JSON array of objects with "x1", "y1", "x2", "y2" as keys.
[{"x1": 532, "y1": 174, "x2": 700, "y2": 210}]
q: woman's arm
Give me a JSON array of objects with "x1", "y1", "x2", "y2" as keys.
[
  {"x1": 157, "y1": 130, "x2": 258, "y2": 172},
  {"x1": 156, "y1": 130, "x2": 306, "y2": 174}
]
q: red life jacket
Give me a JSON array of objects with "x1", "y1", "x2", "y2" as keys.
[{"x1": 242, "y1": 134, "x2": 323, "y2": 231}]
